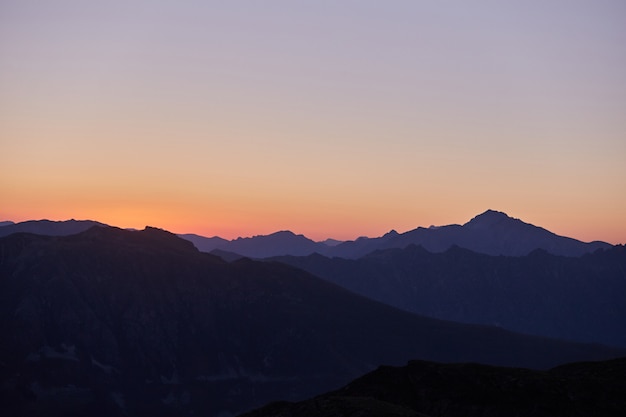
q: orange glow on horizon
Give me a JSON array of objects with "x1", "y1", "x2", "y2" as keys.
[
  {"x1": 1, "y1": 2, "x2": 625, "y2": 246},
  {"x1": 2, "y1": 201, "x2": 624, "y2": 245}
]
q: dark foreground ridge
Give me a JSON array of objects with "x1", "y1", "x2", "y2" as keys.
[
  {"x1": 241, "y1": 357, "x2": 626, "y2": 417},
  {"x1": 0, "y1": 226, "x2": 623, "y2": 416}
]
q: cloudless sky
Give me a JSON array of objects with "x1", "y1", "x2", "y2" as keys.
[{"x1": 1, "y1": 1, "x2": 625, "y2": 243}]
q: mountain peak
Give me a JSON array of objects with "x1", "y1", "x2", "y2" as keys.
[
  {"x1": 270, "y1": 230, "x2": 298, "y2": 237},
  {"x1": 464, "y1": 210, "x2": 512, "y2": 229}
]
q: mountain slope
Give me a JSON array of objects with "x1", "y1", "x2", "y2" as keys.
[
  {"x1": 179, "y1": 210, "x2": 611, "y2": 259},
  {"x1": 273, "y1": 244, "x2": 626, "y2": 347},
  {"x1": 1, "y1": 227, "x2": 622, "y2": 416},
  {"x1": 176, "y1": 233, "x2": 229, "y2": 252},
  {"x1": 0, "y1": 219, "x2": 107, "y2": 238},
  {"x1": 178, "y1": 230, "x2": 330, "y2": 258},
  {"x1": 241, "y1": 357, "x2": 626, "y2": 417},
  {"x1": 7, "y1": 211, "x2": 611, "y2": 259},
  {"x1": 329, "y1": 210, "x2": 611, "y2": 258},
  {"x1": 225, "y1": 231, "x2": 327, "y2": 258}
]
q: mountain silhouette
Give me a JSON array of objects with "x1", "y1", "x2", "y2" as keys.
[
  {"x1": 226, "y1": 231, "x2": 325, "y2": 258},
  {"x1": 1, "y1": 226, "x2": 622, "y2": 416},
  {"x1": 2, "y1": 212, "x2": 611, "y2": 259},
  {"x1": 0, "y1": 219, "x2": 107, "y2": 238},
  {"x1": 176, "y1": 233, "x2": 228, "y2": 252},
  {"x1": 273, "y1": 244, "x2": 626, "y2": 347},
  {"x1": 328, "y1": 210, "x2": 611, "y2": 258},
  {"x1": 178, "y1": 230, "x2": 329, "y2": 258},
  {"x1": 242, "y1": 357, "x2": 626, "y2": 417},
  {"x1": 177, "y1": 210, "x2": 611, "y2": 259}
]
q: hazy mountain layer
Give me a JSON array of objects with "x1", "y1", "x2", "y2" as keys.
[
  {"x1": 273, "y1": 244, "x2": 626, "y2": 347},
  {"x1": 182, "y1": 210, "x2": 611, "y2": 259},
  {"x1": 180, "y1": 230, "x2": 331, "y2": 258},
  {"x1": 1, "y1": 227, "x2": 622, "y2": 416},
  {"x1": 327, "y1": 210, "x2": 611, "y2": 258},
  {"x1": 1, "y1": 211, "x2": 612, "y2": 259},
  {"x1": 0, "y1": 219, "x2": 107, "y2": 238},
  {"x1": 242, "y1": 357, "x2": 626, "y2": 417}
]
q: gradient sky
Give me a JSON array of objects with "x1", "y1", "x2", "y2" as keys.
[{"x1": 1, "y1": 1, "x2": 625, "y2": 243}]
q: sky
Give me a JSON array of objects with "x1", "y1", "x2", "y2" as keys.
[{"x1": 1, "y1": 1, "x2": 625, "y2": 243}]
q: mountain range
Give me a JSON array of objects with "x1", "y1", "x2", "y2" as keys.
[
  {"x1": 1, "y1": 226, "x2": 622, "y2": 416},
  {"x1": 0, "y1": 219, "x2": 107, "y2": 238},
  {"x1": 180, "y1": 209, "x2": 613, "y2": 258},
  {"x1": 324, "y1": 210, "x2": 612, "y2": 258},
  {"x1": 1, "y1": 210, "x2": 613, "y2": 258},
  {"x1": 180, "y1": 210, "x2": 612, "y2": 258},
  {"x1": 272, "y1": 244, "x2": 626, "y2": 347}
]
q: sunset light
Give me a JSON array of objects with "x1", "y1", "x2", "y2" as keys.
[{"x1": 1, "y1": 1, "x2": 625, "y2": 243}]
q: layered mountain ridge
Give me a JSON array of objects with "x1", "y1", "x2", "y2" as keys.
[
  {"x1": 326, "y1": 210, "x2": 611, "y2": 258},
  {"x1": 0, "y1": 219, "x2": 107, "y2": 238},
  {"x1": 182, "y1": 209, "x2": 613, "y2": 258},
  {"x1": 273, "y1": 243, "x2": 626, "y2": 347},
  {"x1": 1, "y1": 226, "x2": 622, "y2": 416},
  {"x1": 1, "y1": 210, "x2": 613, "y2": 258}
]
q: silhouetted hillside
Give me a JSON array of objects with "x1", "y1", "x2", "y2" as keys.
[
  {"x1": 242, "y1": 357, "x2": 626, "y2": 417},
  {"x1": 180, "y1": 230, "x2": 328, "y2": 258},
  {"x1": 0, "y1": 219, "x2": 107, "y2": 238},
  {"x1": 8, "y1": 213, "x2": 608, "y2": 259},
  {"x1": 329, "y1": 210, "x2": 611, "y2": 258},
  {"x1": 1, "y1": 227, "x2": 622, "y2": 416},
  {"x1": 273, "y1": 244, "x2": 626, "y2": 347},
  {"x1": 225, "y1": 231, "x2": 325, "y2": 258},
  {"x1": 179, "y1": 210, "x2": 612, "y2": 259},
  {"x1": 177, "y1": 233, "x2": 228, "y2": 252}
]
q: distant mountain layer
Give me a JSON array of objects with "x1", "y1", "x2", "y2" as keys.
[
  {"x1": 1, "y1": 211, "x2": 613, "y2": 258},
  {"x1": 273, "y1": 244, "x2": 626, "y2": 347},
  {"x1": 326, "y1": 210, "x2": 611, "y2": 258},
  {"x1": 1, "y1": 226, "x2": 622, "y2": 416},
  {"x1": 242, "y1": 357, "x2": 626, "y2": 417},
  {"x1": 180, "y1": 230, "x2": 331, "y2": 258},
  {"x1": 177, "y1": 233, "x2": 228, "y2": 251},
  {"x1": 0, "y1": 219, "x2": 107, "y2": 237},
  {"x1": 180, "y1": 210, "x2": 611, "y2": 259}
]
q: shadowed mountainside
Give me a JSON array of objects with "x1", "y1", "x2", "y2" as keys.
[
  {"x1": 1, "y1": 226, "x2": 622, "y2": 416},
  {"x1": 273, "y1": 244, "x2": 626, "y2": 347},
  {"x1": 241, "y1": 357, "x2": 626, "y2": 417}
]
